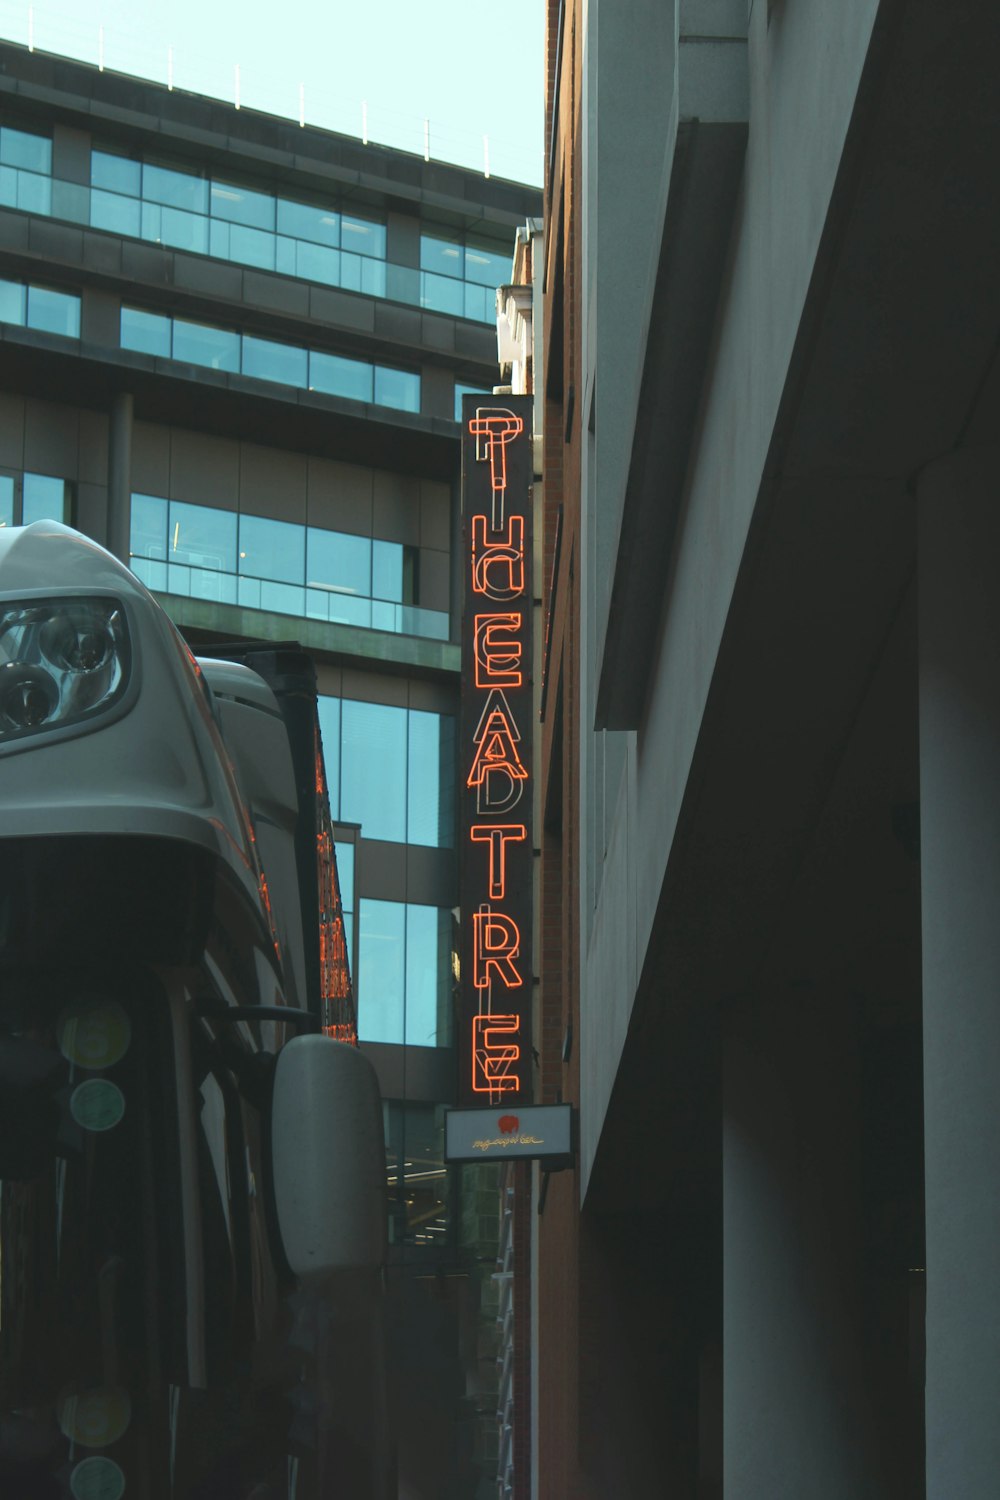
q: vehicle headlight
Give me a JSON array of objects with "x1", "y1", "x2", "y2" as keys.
[{"x1": 0, "y1": 598, "x2": 130, "y2": 743}]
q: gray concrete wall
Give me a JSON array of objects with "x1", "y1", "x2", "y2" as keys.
[{"x1": 580, "y1": 0, "x2": 880, "y2": 1192}]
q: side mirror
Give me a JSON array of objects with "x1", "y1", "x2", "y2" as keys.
[{"x1": 271, "y1": 1035, "x2": 386, "y2": 1279}]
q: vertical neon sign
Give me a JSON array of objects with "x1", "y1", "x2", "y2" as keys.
[{"x1": 460, "y1": 396, "x2": 533, "y2": 1103}]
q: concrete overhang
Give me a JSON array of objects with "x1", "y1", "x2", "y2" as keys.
[{"x1": 595, "y1": 10, "x2": 748, "y2": 730}]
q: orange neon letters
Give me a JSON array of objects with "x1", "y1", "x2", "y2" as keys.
[
  {"x1": 472, "y1": 1012, "x2": 521, "y2": 1094},
  {"x1": 469, "y1": 824, "x2": 527, "y2": 900},
  {"x1": 471, "y1": 514, "x2": 524, "y2": 600},
  {"x1": 472, "y1": 905, "x2": 523, "y2": 989},
  {"x1": 467, "y1": 698, "x2": 528, "y2": 790},
  {"x1": 468, "y1": 409, "x2": 524, "y2": 527},
  {"x1": 474, "y1": 612, "x2": 523, "y2": 688}
]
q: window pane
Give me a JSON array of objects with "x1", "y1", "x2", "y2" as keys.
[
  {"x1": 420, "y1": 234, "x2": 463, "y2": 278},
  {"x1": 333, "y1": 839, "x2": 353, "y2": 914},
  {"x1": 91, "y1": 150, "x2": 141, "y2": 196},
  {"x1": 168, "y1": 500, "x2": 236, "y2": 573},
  {"x1": 130, "y1": 556, "x2": 167, "y2": 591},
  {"x1": 308, "y1": 351, "x2": 372, "y2": 403},
  {"x1": 91, "y1": 188, "x2": 142, "y2": 237},
  {"x1": 0, "y1": 127, "x2": 51, "y2": 174},
  {"x1": 405, "y1": 905, "x2": 451, "y2": 1047},
  {"x1": 464, "y1": 240, "x2": 510, "y2": 288},
  {"x1": 295, "y1": 240, "x2": 340, "y2": 286},
  {"x1": 341, "y1": 700, "x2": 407, "y2": 842},
  {"x1": 407, "y1": 710, "x2": 455, "y2": 848},
  {"x1": 238, "y1": 514, "x2": 304, "y2": 585},
  {"x1": 0, "y1": 279, "x2": 26, "y2": 325},
  {"x1": 374, "y1": 366, "x2": 420, "y2": 413},
  {"x1": 259, "y1": 579, "x2": 305, "y2": 616},
  {"x1": 188, "y1": 567, "x2": 238, "y2": 605},
  {"x1": 159, "y1": 205, "x2": 209, "y2": 255},
  {"x1": 173, "y1": 319, "x2": 240, "y2": 373},
  {"x1": 143, "y1": 162, "x2": 208, "y2": 214},
  {"x1": 121, "y1": 306, "x2": 170, "y2": 357},
  {"x1": 140, "y1": 200, "x2": 162, "y2": 242},
  {"x1": 277, "y1": 198, "x2": 339, "y2": 248},
  {"x1": 26, "y1": 286, "x2": 80, "y2": 338},
  {"x1": 339, "y1": 252, "x2": 362, "y2": 293},
  {"x1": 372, "y1": 540, "x2": 404, "y2": 603},
  {"x1": 342, "y1": 214, "x2": 385, "y2": 260},
  {"x1": 357, "y1": 899, "x2": 405, "y2": 1044},
  {"x1": 130, "y1": 492, "x2": 168, "y2": 560},
  {"x1": 360, "y1": 258, "x2": 386, "y2": 298},
  {"x1": 241, "y1": 335, "x2": 307, "y2": 388},
  {"x1": 317, "y1": 696, "x2": 341, "y2": 816},
  {"x1": 0, "y1": 165, "x2": 15, "y2": 208},
  {"x1": 15, "y1": 171, "x2": 51, "y2": 215},
  {"x1": 464, "y1": 282, "x2": 491, "y2": 323},
  {"x1": 22, "y1": 473, "x2": 67, "y2": 525},
  {"x1": 210, "y1": 180, "x2": 275, "y2": 230},
  {"x1": 228, "y1": 223, "x2": 275, "y2": 271},
  {"x1": 307, "y1": 528, "x2": 371, "y2": 597},
  {"x1": 0, "y1": 475, "x2": 15, "y2": 528}
]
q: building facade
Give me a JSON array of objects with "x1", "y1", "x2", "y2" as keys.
[
  {"x1": 0, "y1": 39, "x2": 539, "y2": 1498},
  {"x1": 538, "y1": 1, "x2": 1000, "y2": 1496}
]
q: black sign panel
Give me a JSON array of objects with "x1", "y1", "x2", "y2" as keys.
[{"x1": 459, "y1": 395, "x2": 533, "y2": 1104}]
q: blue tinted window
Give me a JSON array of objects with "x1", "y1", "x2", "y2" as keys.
[
  {"x1": 0, "y1": 127, "x2": 50, "y2": 174},
  {"x1": 341, "y1": 700, "x2": 407, "y2": 842},
  {"x1": 0, "y1": 475, "x2": 15, "y2": 528},
  {"x1": 21, "y1": 473, "x2": 67, "y2": 525},
  {"x1": 238, "y1": 514, "x2": 305, "y2": 585},
  {"x1": 130, "y1": 492, "x2": 168, "y2": 560},
  {"x1": 168, "y1": 500, "x2": 236, "y2": 573},
  {"x1": 407, "y1": 711, "x2": 455, "y2": 848},
  {"x1": 405, "y1": 905, "x2": 452, "y2": 1047},
  {"x1": 321, "y1": 697, "x2": 455, "y2": 849},
  {"x1": 465, "y1": 239, "x2": 510, "y2": 289},
  {"x1": 91, "y1": 188, "x2": 142, "y2": 237},
  {"x1": 374, "y1": 366, "x2": 420, "y2": 413},
  {"x1": 210, "y1": 181, "x2": 274, "y2": 231},
  {"x1": 309, "y1": 351, "x2": 372, "y2": 404},
  {"x1": 26, "y1": 286, "x2": 80, "y2": 338},
  {"x1": 0, "y1": 278, "x2": 25, "y2": 324},
  {"x1": 241, "y1": 335, "x2": 307, "y2": 388},
  {"x1": 277, "y1": 198, "x2": 339, "y2": 247},
  {"x1": 358, "y1": 899, "x2": 405, "y2": 1044},
  {"x1": 318, "y1": 697, "x2": 341, "y2": 816},
  {"x1": 228, "y1": 223, "x2": 275, "y2": 271},
  {"x1": 295, "y1": 240, "x2": 340, "y2": 286},
  {"x1": 361, "y1": 259, "x2": 387, "y2": 298},
  {"x1": 121, "y1": 306, "x2": 170, "y2": 357},
  {"x1": 333, "y1": 839, "x2": 354, "y2": 915},
  {"x1": 420, "y1": 234, "x2": 463, "y2": 278},
  {"x1": 143, "y1": 163, "x2": 208, "y2": 215},
  {"x1": 342, "y1": 214, "x2": 385, "y2": 260},
  {"x1": 307, "y1": 527, "x2": 371, "y2": 597},
  {"x1": 158, "y1": 205, "x2": 209, "y2": 255},
  {"x1": 173, "y1": 319, "x2": 240, "y2": 372},
  {"x1": 14, "y1": 171, "x2": 51, "y2": 215},
  {"x1": 464, "y1": 283, "x2": 491, "y2": 322},
  {"x1": 422, "y1": 271, "x2": 465, "y2": 318},
  {"x1": 372, "y1": 540, "x2": 404, "y2": 603},
  {"x1": 92, "y1": 150, "x2": 141, "y2": 196}
]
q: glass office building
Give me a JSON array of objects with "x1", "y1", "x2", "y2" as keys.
[{"x1": 0, "y1": 37, "x2": 539, "y2": 1494}]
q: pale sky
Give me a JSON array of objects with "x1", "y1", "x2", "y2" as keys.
[{"x1": 0, "y1": 0, "x2": 544, "y2": 184}]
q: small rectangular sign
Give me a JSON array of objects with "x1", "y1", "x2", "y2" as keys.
[{"x1": 444, "y1": 1103, "x2": 573, "y2": 1162}]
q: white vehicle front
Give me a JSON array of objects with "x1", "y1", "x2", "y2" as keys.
[{"x1": 0, "y1": 523, "x2": 389, "y2": 1500}]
